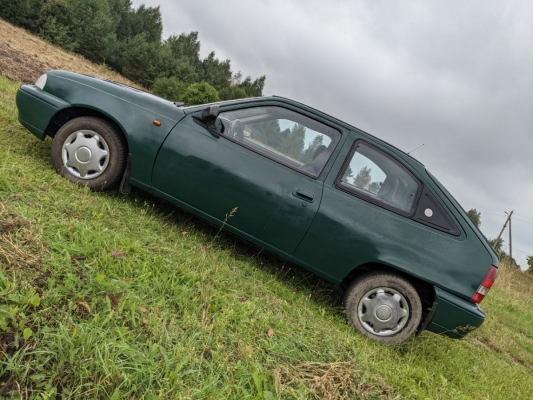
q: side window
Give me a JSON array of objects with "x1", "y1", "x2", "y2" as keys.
[
  {"x1": 216, "y1": 106, "x2": 341, "y2": 177},
  {"x1": 337, "y1": 141, "x2": 420, "y2": 215}
]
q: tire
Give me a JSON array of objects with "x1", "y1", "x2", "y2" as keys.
[
  {"x1": 344, "y1": 271, "x2": 422, "y2": 345},
  {"x1": 51, "y1": 117, "x2": 127, "y2": 191}
]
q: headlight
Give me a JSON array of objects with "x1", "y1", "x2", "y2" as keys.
[{"x1": 35, "y1": 74, "x2": 47, "y2": 90}]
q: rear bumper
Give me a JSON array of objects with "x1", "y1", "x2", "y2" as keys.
[
  {"x1": 16, "y1": 85, "x2": 71, "y2": 140},
  {"x1": 426, "y1": 287, "x2": 485, "y2": 338}
]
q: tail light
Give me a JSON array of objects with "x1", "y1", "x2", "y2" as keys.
[{"x1": 471, "y1": 265, "x2": 498, "y2": 304}]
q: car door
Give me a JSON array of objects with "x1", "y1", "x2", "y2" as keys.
[{"x1": 151, "y1": 102, "x2": 345, "y2": 254}]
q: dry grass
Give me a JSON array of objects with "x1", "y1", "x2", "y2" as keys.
[
  {"x1": 0, "y1": 197, "x2": 44, "y2": 269},
  {"x1": 272, "y1": 357, "x2": 393, "y2": 400},
  {"x1": 494, "y1": 259, "x2": 533, "y2": 299},
  {"x1": 0, "y1": 18, "x2": 140, "y2": 87}
]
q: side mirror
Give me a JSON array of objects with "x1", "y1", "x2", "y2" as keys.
[{"x1": 200, "y1": 105, "x2": 220, "y2": 125}]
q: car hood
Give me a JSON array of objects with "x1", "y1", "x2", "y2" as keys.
[{"x1": 45, "y1": 71, "x2": 183, "y2": 122}]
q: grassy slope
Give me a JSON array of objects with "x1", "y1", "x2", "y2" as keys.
[{"x1": 0, "y1": 27, "x2": 533, "y2": 400}]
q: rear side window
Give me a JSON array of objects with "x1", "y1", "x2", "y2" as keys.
[{"x1": 337, "y1": 141, "x2": 420, "y2": 215}]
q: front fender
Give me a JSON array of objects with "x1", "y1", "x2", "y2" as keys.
[
  {"x1": 16, "y1": 85, "x2": 71, "y2": 140},
  {"x1": 40, "y1": 72, "x2": 186, "y2": 188}
]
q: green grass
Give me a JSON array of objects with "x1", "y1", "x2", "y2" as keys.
[{"x1": 0, "y1": 75, "x2": 532, "y2": 399}]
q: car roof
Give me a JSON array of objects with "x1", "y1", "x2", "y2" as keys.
[{"x1": 180, "y1": 95, "x2": 425, "y2": 168}]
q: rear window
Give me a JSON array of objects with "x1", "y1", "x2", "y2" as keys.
[{"x1": 337, "y1": 141, "x2": 420, "y2": 215}]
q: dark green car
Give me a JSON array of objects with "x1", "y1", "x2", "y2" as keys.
[{"x1": 16, "y1": 71, "x2": 499, "y2": 345}]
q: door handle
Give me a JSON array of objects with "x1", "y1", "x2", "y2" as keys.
[{"x1": 292, "y1": 189, "x2": 315, "y2": 203}]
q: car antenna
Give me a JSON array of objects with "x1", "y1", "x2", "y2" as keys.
[{"x1": 407, "y1": 143, "x2": 424, "y2": 155}]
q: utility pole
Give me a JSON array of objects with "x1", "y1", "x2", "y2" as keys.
[
  {"x1": 509, "y1": 216, "x2": 512, "y2": 263},
  {"x1": 495, "y1": 210, "x2": 513, "y2": 243}
]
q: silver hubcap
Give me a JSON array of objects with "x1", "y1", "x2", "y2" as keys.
[
  {"x1": 61, "y1": 130, "x2": 110, "y2": 179},
  {"x1": 358, "y1": 287, "x2": 409, "y2": 336}
]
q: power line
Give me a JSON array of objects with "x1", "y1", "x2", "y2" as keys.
[
  {"x1": 484, "y1": 211, "x2": 507, "y2": 216},
  {"x1": 514, "y1": 211, "x2": 533, "y2": 219},
  {"x1": 513, "y1": 218, "x2": 533, "y2": 226},
  {"x1": 470, "y1": 209, "x2": 533, "y2": 220},
  {"x1": 514, "y1": 249, "x2": 532, "y2": 256}
]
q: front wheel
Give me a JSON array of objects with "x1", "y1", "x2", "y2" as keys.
[
  {"x1": 51, "y1": 117, "x2": 127, "y2": 191},
  {"x1": 344, "y1": 272, "x2": 422, "y2": 345}
]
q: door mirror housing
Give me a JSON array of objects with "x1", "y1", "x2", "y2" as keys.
[{"x1": 199, "y1": 105, "x2": 220, "y2": 125}]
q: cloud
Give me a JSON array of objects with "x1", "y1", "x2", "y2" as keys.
[{"x1": 134, "y1": 0, "x2": 533, "y2": 267}]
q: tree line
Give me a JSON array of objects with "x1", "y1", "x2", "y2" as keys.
[{"x1": 0, "y1": 0, "x2": 266, "y2": 104}]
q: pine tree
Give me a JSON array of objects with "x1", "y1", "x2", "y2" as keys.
[
  {"x1": 354, "y1": 167, "x2": 372, "y2": 189},
  {"x1": 368, "y1": 181, "x2": 382, "y2": 194},
  {"x1": 280, "y1": 124, "x2": 306, "y2": 160},
  {"x1": 219, "y1": 86, "x2": 248, "y2": 101},
  {"x1": 303, "y1": 135, "x2": 324, "y2": 162},
  {"x1": 199, "y1": 52, "x2": 232, "y2": 92}
]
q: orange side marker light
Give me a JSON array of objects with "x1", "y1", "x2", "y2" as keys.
[{"x1": 153, "y1": 120, "x2": 161, "y2": 127}]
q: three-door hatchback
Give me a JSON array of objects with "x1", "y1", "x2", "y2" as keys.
[{"x1": 16, "y1": 71, "x2": 499, "y2": 344}]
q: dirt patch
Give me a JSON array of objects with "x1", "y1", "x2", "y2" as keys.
[
  {"x1": 109, "y1": 291, "x2": 124, "y2": 310},
  {"x1": 0, "y1": 199, "x2": 43, "y2": 269},
  {"x1": 0, "y1": 18, "x2": 142, "y2": 87},
  {"x1": 0, "y1": 43, "x2": 57, "y2": 83}
]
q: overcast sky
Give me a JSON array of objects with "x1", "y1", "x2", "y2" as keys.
[{"x1": 133, "y1": 0, "x2": 533, "y2": 269}]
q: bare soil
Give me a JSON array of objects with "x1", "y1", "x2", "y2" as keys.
[{"x1": 0, "y1": 18, "x2": 140, "y2": 87}]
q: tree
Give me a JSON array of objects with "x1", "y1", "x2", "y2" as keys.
[
  {"x1": 156, "y1": 44, "x2": 198, "y2": 84},
  {"x1": 219, "y1": 85, "x2": 248, "y2": 101},
  {"x1": 120, "y1": 34, "x2": 160, "y2": 87},
  {"x1": 199, "y1": 51, "x2": 232, "y2": 92},
  {"x1": 279, "y1": 123, "x2": 306, "y2": 160},
  {"x1": 488, "y1": 237, "x2": 504, "y2": 253},
  {"x1": 368, "y1": 181, "x2": 383, "y2": 195},
  {"x1": 303, "y1": 135, "x2": 324, "y2": 162},
  {"x1": 249, "y1": 119, "x2": 283, "y2": 149},
  {"x1": 166, "y1": 32, "x2": 200, "y2": 61},
  {"x1": 466, "y1": 208, "x2": 481, "y2": 228},
  {"x1": 64, "y1": 0, "x2": 118, "y2": 64},
  {"x1": 107, "y1": 0, "x2": 162, "y2": 74},
  {"x1": 527, "y1": 256, "x2": 533, "y2": 275},
  {"x1": 39, "y1": 16, "x2": 75, "y2": 50},
  {"x1": 157, "y1": 33, "x2": 202, "y2": 84},
  {"x1": 115, "y1": 3, "x2": 162, "y2": 43},
  {"x1": 234, "y1": 73, "x2": 266, "y2": 97},
  {"x1": 0, "y1": 0, "x2": 46, "y2": 32},
  {"x1": 181, "y1": 81, "x2": 219, "y2": 105},
  {"x1": 354, "y1": 167, "x2": 372, "y2": 189},
  {"x1": 152, "y1": 77, "x2": 188, "y2": 102}
]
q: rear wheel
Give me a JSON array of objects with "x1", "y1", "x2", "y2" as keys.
[
  {"x1": 51, "y1": 117, "x2": 127, "y2": 191},
  {"x1": 344, "y1": 272, "x2": 422, "y2": 345}
]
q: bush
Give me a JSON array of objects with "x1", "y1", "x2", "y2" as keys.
[
  {"x1": 152, "y1": 77, "x2": 188, "y2": 102},
  {"x1": 182, "y1": 81, "x2": 219, "y2": 105}
]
